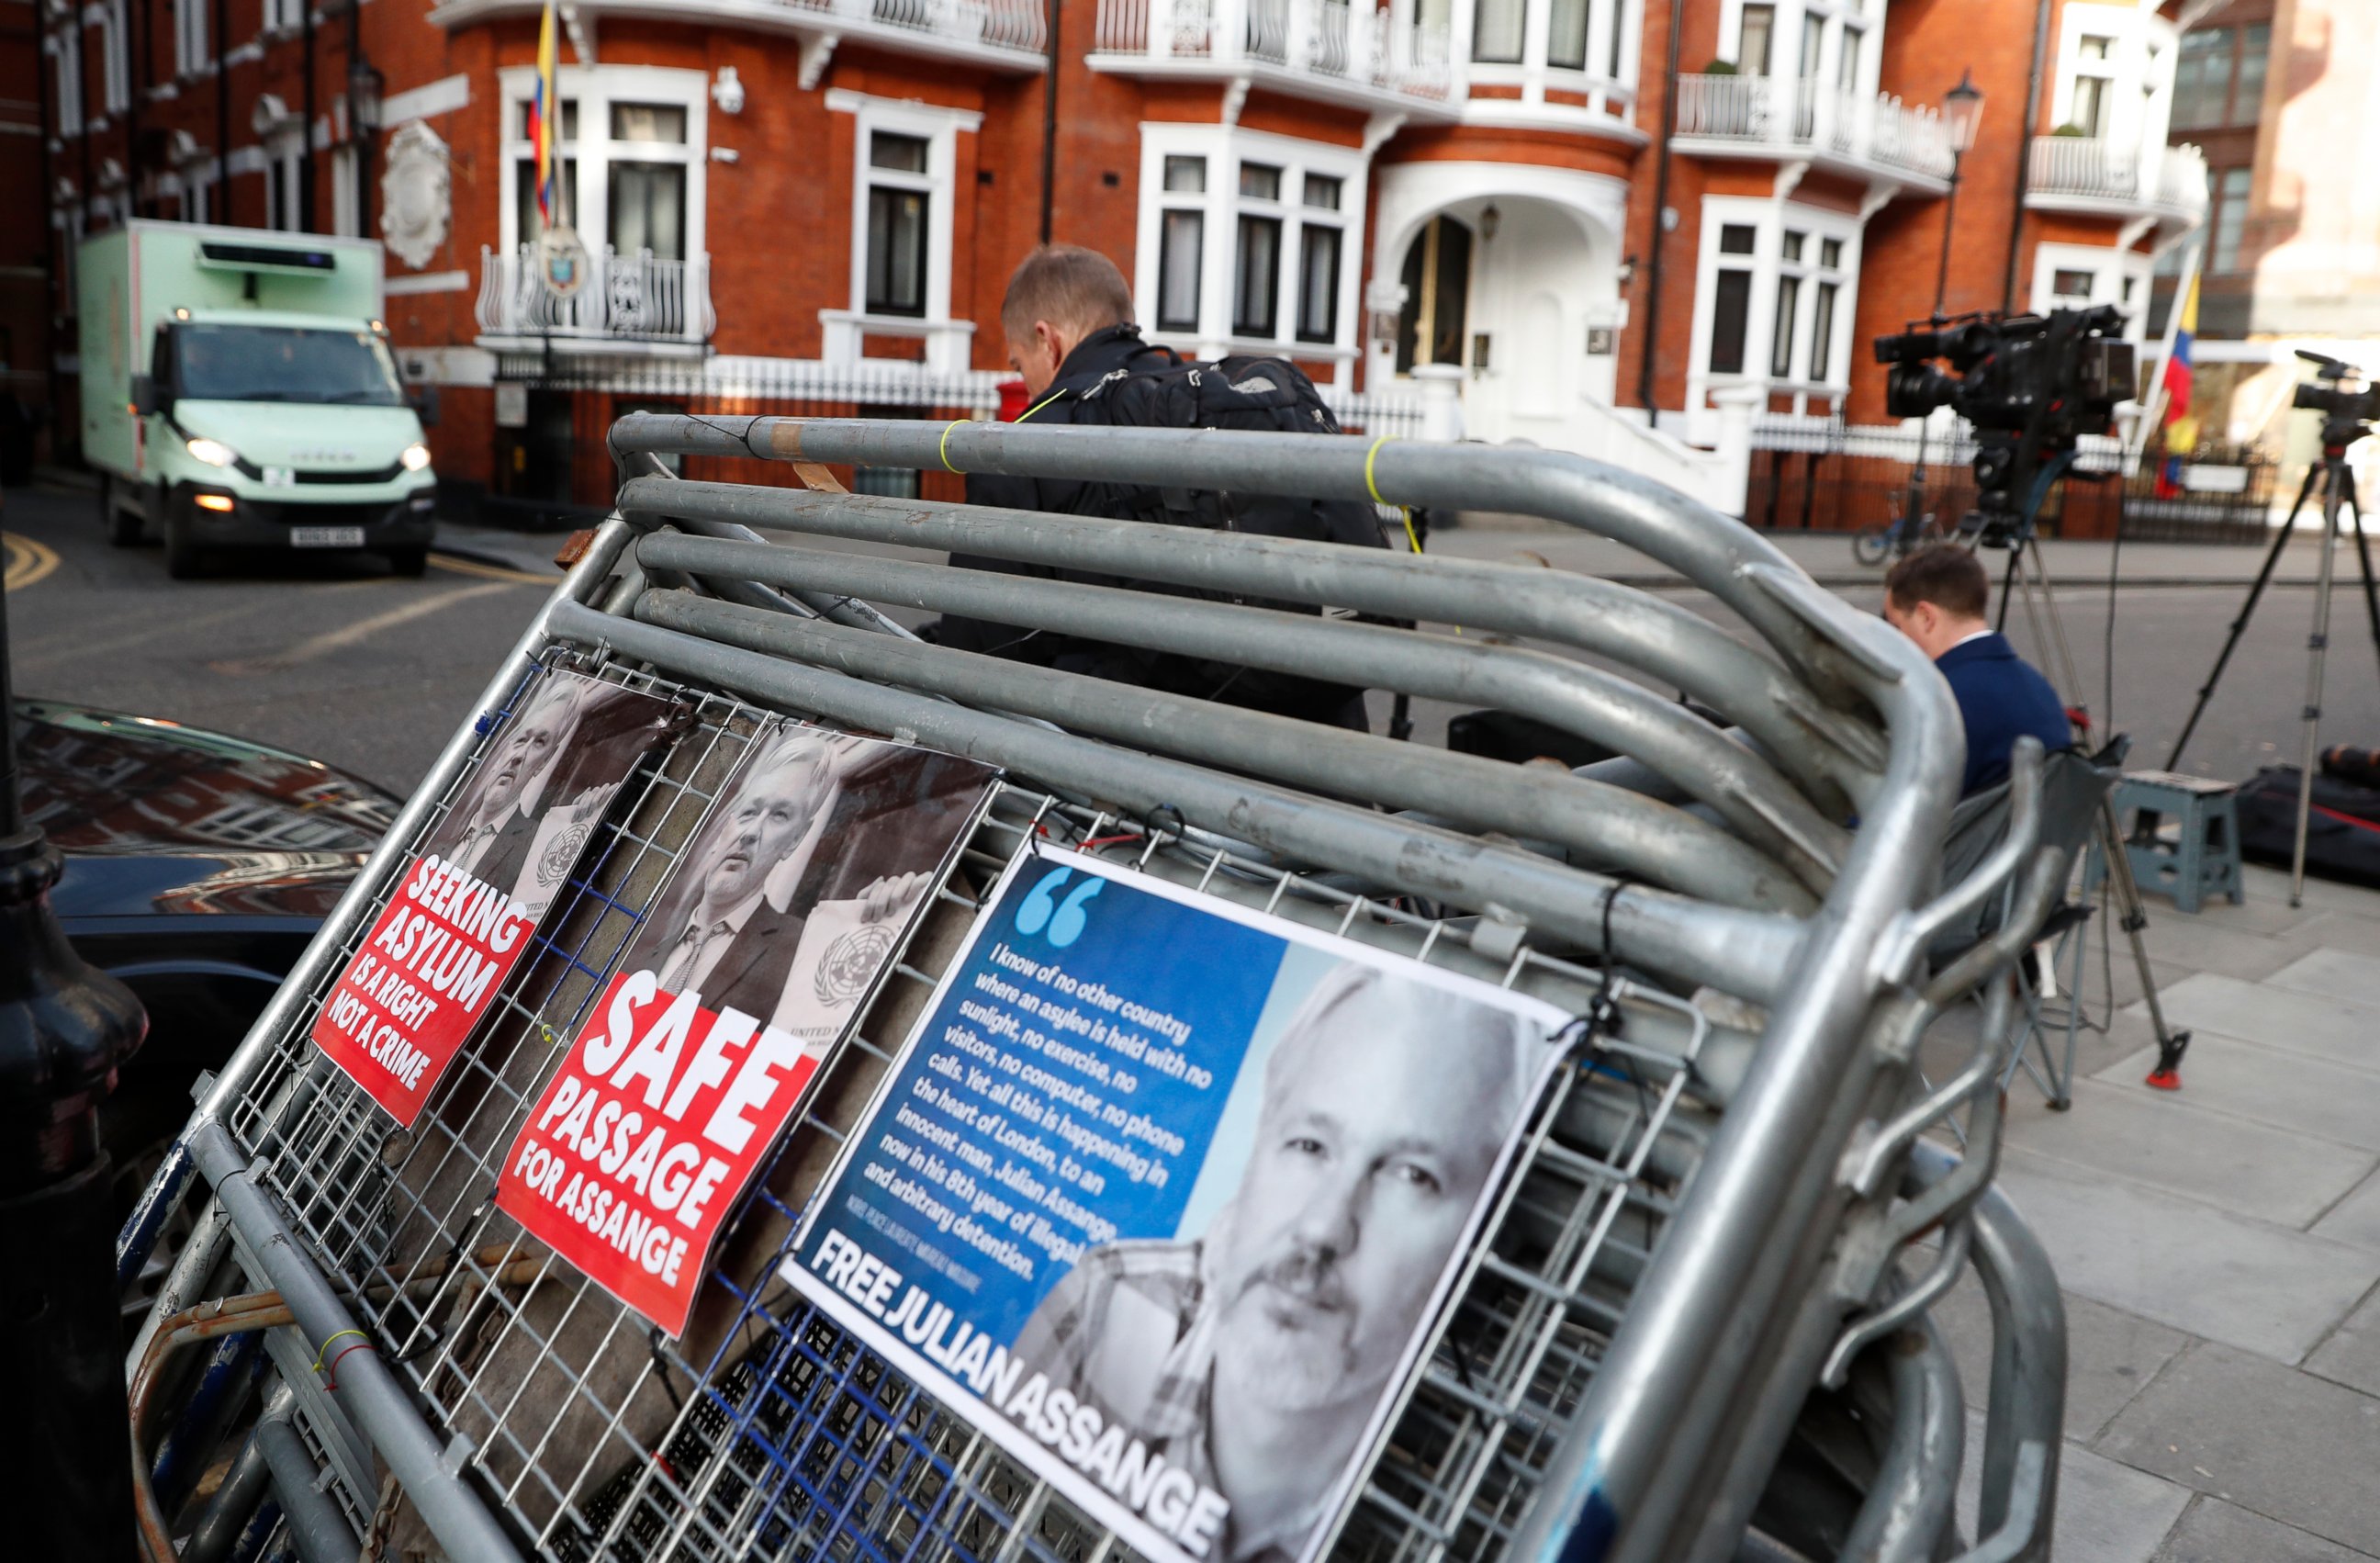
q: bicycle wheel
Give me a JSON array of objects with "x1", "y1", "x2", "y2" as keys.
[{"x1": 1852, "y1": 527, "x2": 1892, "y2": 568}]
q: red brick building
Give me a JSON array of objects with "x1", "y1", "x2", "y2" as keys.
[{"x1": 30, "y1": 0, "x2": 2211, "y2": 513}]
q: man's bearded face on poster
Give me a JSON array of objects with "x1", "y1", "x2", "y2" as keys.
[
  {"x1": 483, "y1": 684, "x2": 582, "y2": 817},
  {"x1": 703, "y1": 741, "x2": 833, "y2": 911},
  {"x1": 1207, "y1": 973, "x2": 1525, "y2": 1413}
]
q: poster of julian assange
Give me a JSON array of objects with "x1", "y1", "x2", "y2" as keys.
[
  {"x1": 782, "y1": 849, "x2": 1568, "y2": 1563},
  {"x1": 311, "y1": 668, "x2": 681, "y2": 1125},
  {"x1": 495, "y1": 725, "x2": 999, "y2": 1335}
]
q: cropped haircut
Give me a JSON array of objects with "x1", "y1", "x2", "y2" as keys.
[
  {"x1": 1884, "y1": 544, "x2": 1991, "y2": 621},
  {"x1": 1000, "y1": 244, "x2": 1136, "y2": 345}
]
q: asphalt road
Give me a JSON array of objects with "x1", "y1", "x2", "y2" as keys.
[
  {"x1": 2, "y1": 482, "x2": 553, "y2": 793},
  {"x1": 5, "y1": 477, "x2": 2375, "y2": 795}
]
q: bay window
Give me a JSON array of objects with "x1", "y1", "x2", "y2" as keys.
[
  {"x1": 1707, "y1": 224, "x2": 1756, "y2": 375},
  {"x1": 1135, "y1": 127, "x2": 1367, "y2": 370},
  {"x1": 1691, "y1": 197, "x2": 1860, "y2": 423}
]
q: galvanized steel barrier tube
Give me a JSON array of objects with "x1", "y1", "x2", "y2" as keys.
[
  {"x1": 609, "y1": 475, "x2": 1887, "y2": 809},
  {"x1": 631, "y1": 532, "x2": 1851, "y2": 888},
  {"x1": 605, "y1": 416, "x2": 1870, "y2": 704},
  {"x1": 631, "y1": 589, "x2": 1815, "y2": 913},
  {"x1": 545, "y1": 599, "x2": 1807, "y2": 1002}
]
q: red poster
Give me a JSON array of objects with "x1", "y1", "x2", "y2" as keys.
[
  {"x1": 311, "y1": 669, "x2": 683, "y2": 1125},
  {"x1": 495, "y1": 725, "x2": 998, "y2": 1335},
  {"x1": 498, "y1": 972, "x2": 825, "y2": 1335},
  {"x1": 313, "y1": 854, "x2": 537, "y2": 1124}
]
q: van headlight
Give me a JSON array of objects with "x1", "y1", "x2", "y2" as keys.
[
  {"x1": 185, "y1": 435, "x2": 239, "y2": 468},
  {"x1": 399, "y1": 442, "x2": 432, "y2": 472}
]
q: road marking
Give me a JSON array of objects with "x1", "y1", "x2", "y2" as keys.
[
  {"x1": 4, "y1": 534, "x2": 60, "y2": 591},
  {"x1": 211, "y1": 580, "x2": 517, "y2": 675},
  {"x1": 428, "y1": 551, "x2": 554, "y2": 585}
]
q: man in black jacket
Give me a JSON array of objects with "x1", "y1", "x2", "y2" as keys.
[
  {"x1": 934, "y1": 244, "x2": 1371, "y2": 729},
  {"x1": 932, "y1": 243, "x2": 1175, "y2": 672}
]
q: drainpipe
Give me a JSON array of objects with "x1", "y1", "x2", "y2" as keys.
[
  {"x1": 301, "y1": 0, "x2": 316, "y2": 230},
  {"x1": 128, "y1": 0, "x2": 146, "y2": 219},
  {"x1": 214, "y1": 0, "x2": 229, "y2": 218},
  {"x1": 2002, "y1": 0, "x2": 2053, "y2": 310},
  {"x1": 1635, "y1": 0, "x2": 1681, "y2": 420},
  {"x1": 1039, "y1": 0, "x2": 1059, "y2": 243}
]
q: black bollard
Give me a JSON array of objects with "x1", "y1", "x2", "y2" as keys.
[{"x1": 0, "y1": 495, "x2": 148, "y2": 1561}]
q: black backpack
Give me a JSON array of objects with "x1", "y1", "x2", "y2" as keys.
[{"x1": 1044, "y1": 354, "x2": 1392, "y2": 725}]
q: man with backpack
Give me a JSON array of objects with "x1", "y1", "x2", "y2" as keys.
[{"x1": 929, "y1": 244, "x2": 1385, "y2": 730}]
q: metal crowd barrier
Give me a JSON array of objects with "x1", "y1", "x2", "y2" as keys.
[{"x1": 121, "y1": 415, "x2": 2071, "y2": 1563}]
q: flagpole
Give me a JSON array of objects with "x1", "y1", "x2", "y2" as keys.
[{"x1": 2134, "y1": 239, "x2": 2205, "y2": 467}]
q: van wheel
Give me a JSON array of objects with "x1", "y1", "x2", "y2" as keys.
[
  {"x1": 164, "y1": 510, "x2": 206, "y2": 579},
  {"x1": 387, "y1": 545, "x2": 429, "y2": 578},
  {"x1": 104, "y1": 477, "x2": 143, "y2": 547}
]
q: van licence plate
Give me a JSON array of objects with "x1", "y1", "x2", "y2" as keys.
[{"x1": 289, "y1": 526, "x2": 366, "y2": 548}]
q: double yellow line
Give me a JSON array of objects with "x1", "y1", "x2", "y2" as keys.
[{"x1": 4, "y1": 534, "x2": 60, "y2": 592}]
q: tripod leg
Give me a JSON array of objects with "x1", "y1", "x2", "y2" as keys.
[
  {"x1": 2346, "y1": 472, "x2": 2380, "y2": 692},
  {"x1": 2097, "y1": 797, "x2": 2193, "y2": 1086},
  {"x1": 2165, "y1": 461, "x2": 2322, "y2": 770},
  {"x1": 2292, "y1": 464, "x2": 2347, "y2": 906},
  {"x1": 2025, "y1": 536, "x2": 2090, "y2": 729},
  {"x1": 1994, "y1": 546, "x2": 2022, "y2": 634}
]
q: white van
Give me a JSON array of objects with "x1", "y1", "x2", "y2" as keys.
[{"x1": 78, "y1": 223, "x2": 438, "y2": 578}]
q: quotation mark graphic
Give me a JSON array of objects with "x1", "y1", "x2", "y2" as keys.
[{"x1": 1016, "y1": 866, "x2": 1104, "y2": 948}]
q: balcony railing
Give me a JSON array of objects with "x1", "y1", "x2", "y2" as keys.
[
  {"x1": 2027, "y1": 136, "x2": 2209, "y2": 217},
  {"x1": 781, "y1": 0, "x2": 1046, "y2": 52},
  {"x1": 476, "y1": 245, "x2": 714, "y2": 344},
  {"x1": 1672, "y1": 73, "x2": 1955, "y2": 181},
  {"x1": 1093, "y1": 0, "x2": 1452, "y2": 101}
]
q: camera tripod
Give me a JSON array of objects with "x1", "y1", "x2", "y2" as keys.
[
  {"x1": 1968, "y1": 469, "x2": 2194, "y2": 1095},
  {"x1": 2164, "y1": 410, "x2": 2380, "y2": 905}
]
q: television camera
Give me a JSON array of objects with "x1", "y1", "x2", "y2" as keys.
[{"x1": 1873, "y1": 305, "x2": 2137, "y2": 545}]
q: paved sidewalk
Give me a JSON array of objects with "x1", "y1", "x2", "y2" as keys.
[{"x1": 1927, "y1": 860, "x2": 2380, "y2": 1561}]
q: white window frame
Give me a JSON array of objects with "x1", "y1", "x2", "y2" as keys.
[
  {"x1": 331, "y1": 145, "x2": 358, "y2": 238},
  {"x1": 1151, "y1": 153, "x2": 1208, "y2": 335},
  {"x1": 90, "y1": 0, "x2": 129, "y2": 117},
  {"x1": 174, "y1": 0, "x2": 208, "y2": 77},
  {"x1": 2026, "y1": 242, "x2": 2152, "y2": 343},
  {"x1": 1716, "y1": 0, "x2": 1881, "y2": 96},
  {"x1": 1685, "y1": 194, "x2": 1862, "y2": 433},
  {"x1": 1459, "y1": 0, "x2": 1641, "y2": 114},
  {"x1": 823, "y1": 90, "x2": 975, "y2": 332},
  {"x1": 1132, "y1": 122, "x2": 1369, "y2": 370},
  {"x1": 496, "y1": 65, "x2": 710, "y2": 267},
  {"x1": 50, "y1": 28, "x2": 84, "y2": 138},
  {"x1": 262, "y1": 0, "x2": 303, "y2": 34},
  {"x1": 2049, "y1": 4, "x2": 2176, "y2": 155},
  {"x1": 263, "y1": 129, "x2": 303, "y2": 231}
]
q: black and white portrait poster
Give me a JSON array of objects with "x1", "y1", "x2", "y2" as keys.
[
  {"x1": 312, "y1": 668, "x2": 682, "y2": 1125},
  {"x1": 782, "y1": 848, "x2": 1569, "y2": 1563},
  {"x1": 494, "y1": 724, "x2": 998, "y2": 1335}
]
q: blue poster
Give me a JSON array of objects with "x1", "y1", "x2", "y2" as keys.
[{"x1": 785, "y1": 848, "x2": 1569, "y2": 1563}]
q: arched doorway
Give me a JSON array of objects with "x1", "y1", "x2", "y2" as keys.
[{"x1": 1396, "y1": 214, "x2": 1473, "y2": 374}]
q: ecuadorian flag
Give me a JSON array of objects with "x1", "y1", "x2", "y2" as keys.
[
  {"x1": 2156, "y1": 275, "x2": 2199, "y2": 498},
  {"x1": 529, "y1": 0, "x2": 560, "y2": 230}
]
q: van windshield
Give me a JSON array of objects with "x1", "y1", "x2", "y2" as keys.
[{"x1": 172, "y1": 324, "x2": 406, "y2": 406}]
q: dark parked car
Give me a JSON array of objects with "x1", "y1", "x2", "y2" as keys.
[{"x1": 14, "y1": 697, "x2": 398, "y2": 1283}]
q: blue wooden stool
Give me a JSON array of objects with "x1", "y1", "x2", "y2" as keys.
[{"x1": 2113, "y1": 770, "x2": 2245, "y2": 914}]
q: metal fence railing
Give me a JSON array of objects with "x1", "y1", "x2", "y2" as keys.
[
  {"x1": 1746, "y1": 415, "x2": 2273, "y2": 542},
  {"x1": 457, "y1": 355, "x2": 1427, "y2": 525},
  {"x1": 124, "y1": 418, "x2": 2073, "y2": 1563}
]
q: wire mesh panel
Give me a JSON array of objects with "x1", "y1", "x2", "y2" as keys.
[
  {"x1": 195, "y1": 640, "x2": 1719, "y2": 1563},
  {"x1": 132, "y1": 418, "x2": 2082, "y2": 1563}
]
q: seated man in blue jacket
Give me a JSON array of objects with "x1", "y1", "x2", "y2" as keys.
[{"x1": 1883, "y1": 545, "x2": 2073, "y2": 794}]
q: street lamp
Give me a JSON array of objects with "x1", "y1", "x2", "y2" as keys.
[
  {"x1": 1903, "y1": 70, "x2": 1987, "y2": 546},
  {"x1": 1933, "y1": 70, "x2": 1986, "y2": 317}
]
